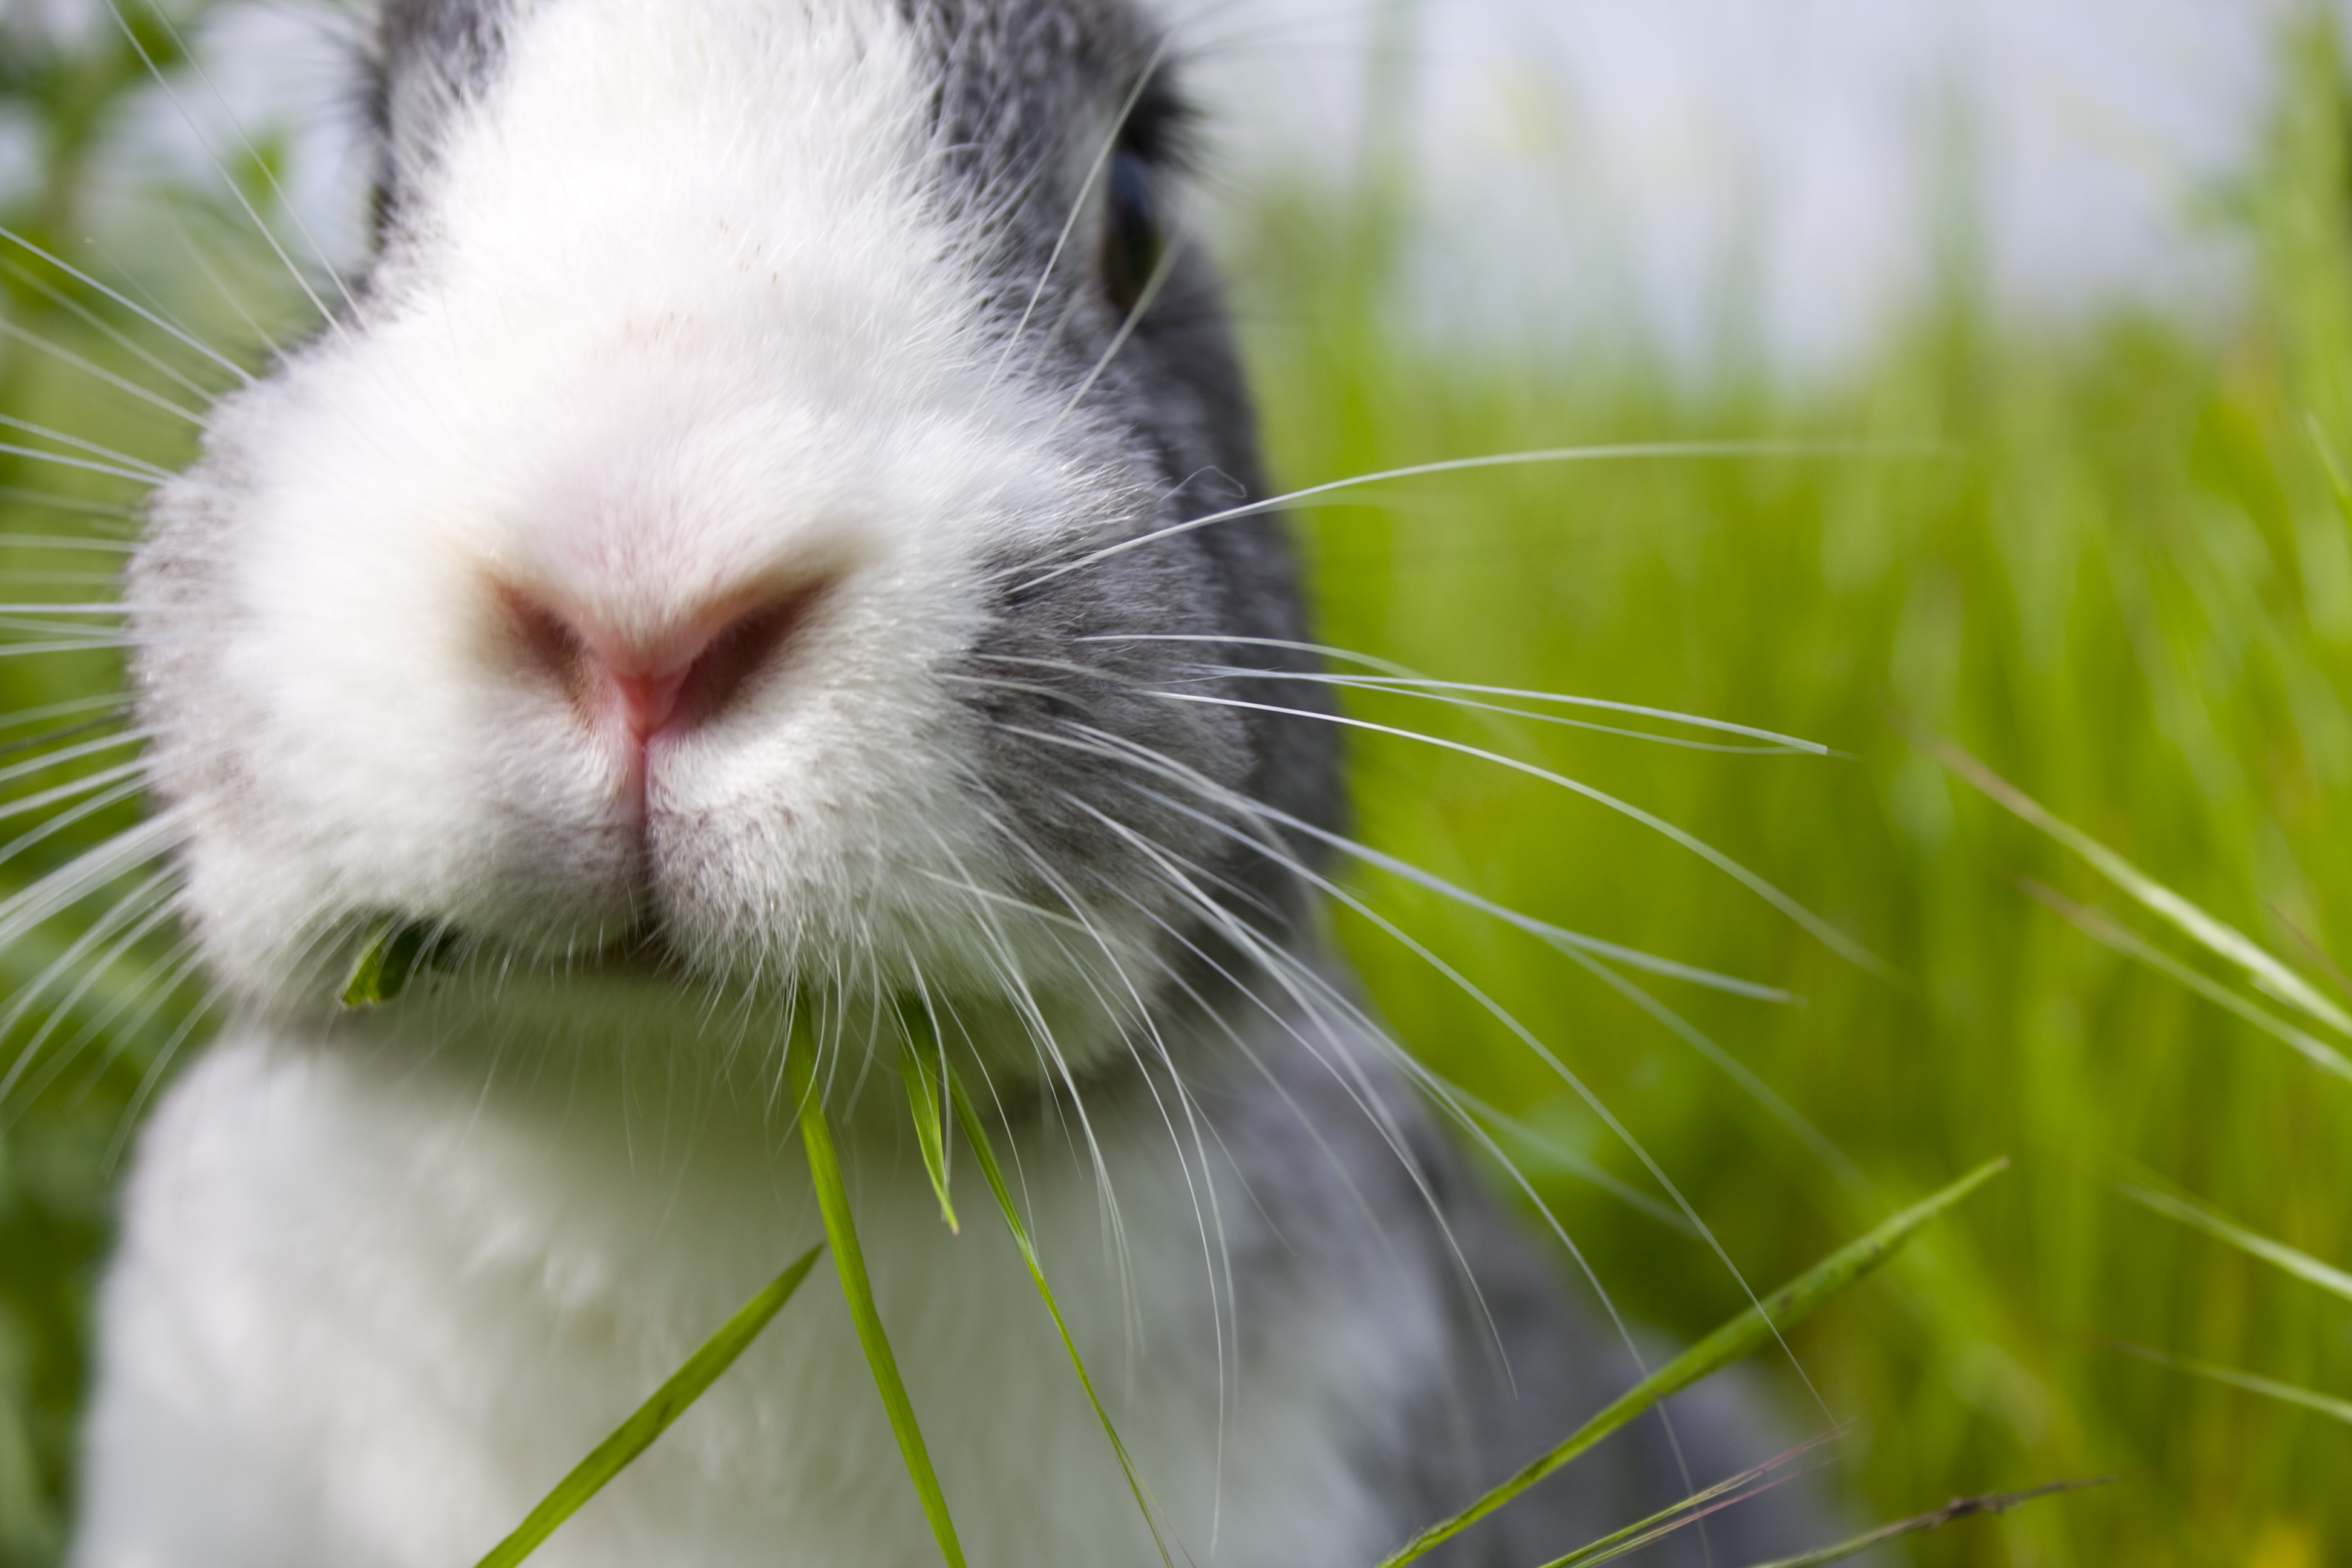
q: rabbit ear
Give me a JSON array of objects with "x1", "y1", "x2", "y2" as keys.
[{"x1": 368, "y1": 0, "x2": 520, "y2": 240}]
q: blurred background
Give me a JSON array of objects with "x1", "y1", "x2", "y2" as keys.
[{"x1": 7, "y1": 1, "x2": 2352, "y2": 1563}]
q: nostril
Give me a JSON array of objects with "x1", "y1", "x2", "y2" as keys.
[
  {"x1": 669, "y1": 589, "x2": 822, "y2": 732},
  {"x1": 498, "y1": 578, "x2": 829, "y2": 754}
]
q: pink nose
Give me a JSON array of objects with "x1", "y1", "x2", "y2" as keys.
[
  {"x1": 607, "y1": 668, "x2": 694, "y2": 743},
  {"x1": 501, "y1": 580, "x2": 825, "y2": 785}
]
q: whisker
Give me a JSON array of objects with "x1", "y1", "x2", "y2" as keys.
[
  {"x1": 1002, "y1": 716, "x2": 1830, "y2": 1416},
  {"x1": 0, "y1": 778, "x2": 151, "y2": 883},
  {"x1": 0, "y1": 492, "x2": 139, "y2": 529},
  {"x1": 0, "y1": 692, "x2": 138, "y2": 731},
  {"x1": 0, "y1": 318, "x2": 207, "y2": 425},
  {"x1": 1426, "y1": 1081, "x2": 1696, "y2": 1232},
  {"x1": 981, "y1": 37, "x2": 1175, "y2": 396},
  {"x1": 0, "y1": 873, "x2": 180, "y2": 1107},
  {"x1": 0, "y1": 815, "x2": 186, "y2": 955},
  {"x1": 1235, "y1": 794, "x2": 1795, "y2": 1002},
  {"x1": 7, "y1": 932, "x2": 200, "y2": 1124},
  {"x1": 105, "y1": 1, "x2": 342, "y2": 335},
  {"x1": 103, "y1": 952, "x2": 220, "y2": 1169},
  {"x1": 0, "y1": 639, "x2": 142, "y2": 656},
  {"x1": 1193, "y1": 789, "x2": 1832, "y2": 1412},
  {"x1": 1097, "y1": 632, "x2": 1826, "y2": 747},
  {"x1": 1014, "y1": 439, "x2": 1935, "y2": 593},
  {"x1": 0, "y1": 224, "x2": 253, "y2": 384},
  {"x1": 1142, "y1": 689, "x2": 1885, "y2": 974},
  {"x1": 134, "y1": 0, "x2": 362, "y2": 319},
  {"x1": 0, "y1": 730, "x2": 146, "y2": 791},
  {"x1": 0, "y1": 763, "x2": 151, "y2": 833},
  {"x1": 1178, "y1": 665, "x2": 1826, "y2": 755},
  {"x1": 1042, "y1": 217, "x2": 1186, "y2": 438},
  {"x1": 1014, "y1": 716, "x2": 1791, "y2": 1002},
  {"x1": 149, "y1": 198, "x2": 283, "y2": 364},
  {"x1": 961, "y1": 792, "x2": 1237, "y2": 1382},
  {"x1": 912, "y1": 821, "x2": 1133, "y2": 1270},
  {"x1": 0, "y1": 434, "x2": 169, "y2": 486},
  {"x1": 0, "y1": 253, "x2": 227, "y2": 406}
]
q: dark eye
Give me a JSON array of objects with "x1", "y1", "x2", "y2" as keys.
[{"x1": 1102, "y1": 148, "x2": 1163, "y2": 316}]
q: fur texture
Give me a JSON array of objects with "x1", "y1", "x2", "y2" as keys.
[{"x1": 79, "y1": 0, "x2": 1819, "y2": 1563}]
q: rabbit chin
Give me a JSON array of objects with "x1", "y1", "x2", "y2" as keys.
[{"x1": 289, "y1": 932, "x2": 1194, "y2": 1091}]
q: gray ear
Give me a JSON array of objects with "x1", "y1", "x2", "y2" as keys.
[
  {"x1": 912, "y1": 0, "x2": 1349, "y2": 904},
  {"x1": 365, "y1": 0, "x2": 517, "y2": 241}
]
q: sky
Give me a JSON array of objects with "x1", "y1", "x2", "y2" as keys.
[
  {"x1": 1, "y1": 0, "x2": 2328, "y2": 371},
  {"x1": 1171, "y1": 0, "x2": 2309, "y2": 368}
]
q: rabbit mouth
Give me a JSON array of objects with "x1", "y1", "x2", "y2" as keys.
[{"x1": 335, "y1": 913, "x2": 691, "y2": 1008}]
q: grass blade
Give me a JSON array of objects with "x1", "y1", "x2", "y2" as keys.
[
  {"x1": 1941, "y1": 740, "x2": 2352, "y2": 1036},
  {"x1": 341, "y1": 918, "x2": 458, "y2": 1008},
  {"x1": 2022, "y1": 881, "x2": 2352, "y2": 1084},
  {"x1": 469, "y1": 1243, "x2": 825, "y2": 1568},
  {"x1": 1373, "y1": 1158, "x2": 2010, "y2": 1567},
  {"x1": 340, "y1": 918, "x2": 418, "y2": 1007},
  {"x1": 897, "y1": 1001, "x2": 958, "y2": 1233},
  {"x1": 946, "y1": 1070, "x2": 1173, "y2": 1565},
  {"x1": 1535, "y1": 1437, "x2": 1829, "y2": 1567},
  {"x1": 1737, "y1": 1477, "x2": 2114, "y2": 1567},
  {"x1": 2120, "y1": 1183, "x2": 2352, "y2": 1305},
  {"x1": 789, "y1": 1037, "x2": 968, "y2": 1568},
  {"x1": 2108, "y1": 1339, "x2": 2352, "y2": 1425}
]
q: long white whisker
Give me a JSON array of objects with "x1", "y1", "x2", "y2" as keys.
[
  {"x1": 1062, "y1": 791, "x2": 1598, "y2": 1427},
  {"x1": 1094, "y1": 633, "x2": 1830, "y2": 749},
  {"x1": 0, "y1": 318, "x2": 206, "y2": 424},
  {"x1": 0, "y1": 871, "x2": 179, "y2": 1106},
  {"x1": 1015, "y1": 439, "x2": 1935, "y2": 593},
  {"x1": 0, "y1": 778, "x2": 151, "y2": 881},
  {"x1": 106, "y1": 1, "x2": 341, "y2": 334},
  {"x1": 0, "y1": 730, "x2": 146, "y2": 791},
  {"x1": 0, "y1": 816, "x2": 185, "y2": 955},
  {"x1": 7, "y1": 935, "x2": 200, "y2": 1125},
  {"x1": 0, "y1": 439, "x2": 166, "y2": 487},
  {"x1": 1259, "y1": 795, "x2": 1798, "y2": 1003},
  {"x1": 982, "y1": 38, "x2": 1175, "y2": 394},
  {"x1": 0, "y1": 254, "x2": 226, "y2": 405},
  {"x1": 964, "y1": 793, "x2": 1236, "y2": 1396},
  {"x1": 0, "y1": 641, "x2": 142, "y2": 658},
  {"x1": 1145, "y1": 690, "x2": 1886, "y2": 973},
  {"x1": 136, "y1": 0, "x2": 362, "y2": 319},
  {"x1": 0, "y1": 763, "x2": 149, "y2": 832},
  {"x1": 1100, "y1": 759, "x2": 1833, "y2": 1416},
  {"x1": 1006, "y1": 714, "x2": 1831, "y2": 1426},
  {"x1": 1042, "y1": 219, "x2": 1186, "y2": 439},
  {"x1": 0, "y1": 224, "x2": 254, "y2": 384},
  {"x1": 104, "y1": 952, "x2": 221, "y2": 1169},
  {"x1": 1001, "y1": 715, "x2": 1789, "y2": 1001},
  {"x1": 148, "y1": 198, "x2": 284, "y2": 362},
  {"x1": 913, "y1": 819, "x2": 1134, "y2": 1275},
  {"x1": 1187, "y1": 668, "x2": 1823, "y2": 755}
]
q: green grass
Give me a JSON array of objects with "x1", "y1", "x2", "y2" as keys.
[{"x1": 8, "y1": 6, "x2": 2352, "y2": 1564}]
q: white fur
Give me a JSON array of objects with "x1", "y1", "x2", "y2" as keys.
[{"x1": 79, "y1": 1031, "x2": 1443, "y2": 1567}]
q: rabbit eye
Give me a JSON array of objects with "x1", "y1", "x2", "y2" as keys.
[{"x1": 1102, "y1": 148, "x2": 1163, "y2": 316}]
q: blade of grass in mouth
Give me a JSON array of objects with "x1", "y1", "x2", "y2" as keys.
[{"x1": 789, "y1": 1023, "x2": 969, "y2": 1568}]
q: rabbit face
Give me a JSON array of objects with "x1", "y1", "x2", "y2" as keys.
[{"x1": 129, "y1": 0, "x2": 1335, "y2": 1068}]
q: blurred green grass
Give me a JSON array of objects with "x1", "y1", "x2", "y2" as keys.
[{"x1": 8, "y1": 7, "x2": 2352, "y2": 1566}]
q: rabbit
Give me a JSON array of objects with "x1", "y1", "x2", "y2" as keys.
[{"x1": 70, "y1": 0, "x2": 1828, "y2": 1563}]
